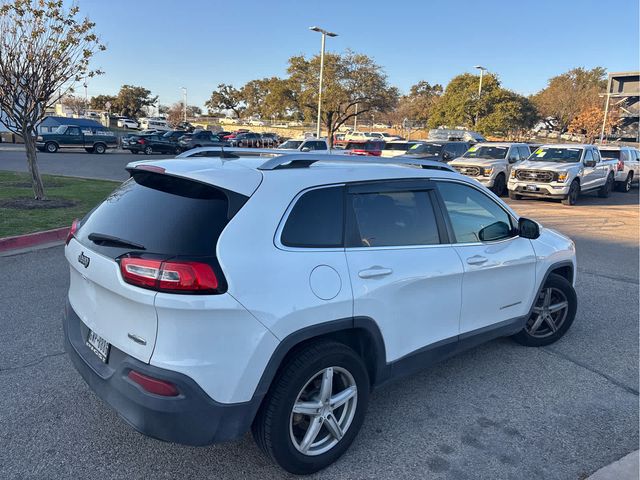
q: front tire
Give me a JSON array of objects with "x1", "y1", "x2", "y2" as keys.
[
  {"x1": 562, "y1": 180, "x2": 579, "y2": 205},
  {"x1": 491, "y1": 173, "x2": 506, "y2": 196},
  {"x1": 94, "y1": 143, "x2": 106, "y2": 154},
  {"x1": 598, "y1": 173, "x2": 614, "y2": 198},
  {"x1": 45, "y1": 142, "x2": 58, "y2": 153},
  {"x1": 252, "y1": 340, "x2": 370, "y2": 475},
  {"x1": 512, "y1": 273, "x2": 577, "y2": 347}
]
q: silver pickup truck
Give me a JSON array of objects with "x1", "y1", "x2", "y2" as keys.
[{"x1": 507, "y1": 144, "x2": 617, "y2": 206}]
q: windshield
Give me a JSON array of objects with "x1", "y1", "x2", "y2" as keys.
[
  {"x1": 599, "y1": 150, "x2": 620, "y2": 159},
  {"x1": 463, "y1": 145, "x2": 508, "y2": 159},
  {"x1": 529, "y1": 147, "x2": 583, "y2": 162},
  {"x1": 279, "y1": 140, "x2": 303, "y2": 149},
  {"x1": 407, "y1": 143, "x2": 443, "y2": 155}
]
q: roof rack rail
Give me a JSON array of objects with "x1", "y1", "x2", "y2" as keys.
[{"x1": 173, "y1": 146, "x2": 456, "y2": 173}]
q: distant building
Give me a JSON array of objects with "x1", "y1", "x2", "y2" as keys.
[
  {"x1": 37, "y1": 115, "x2": 103, "y2": 133},
  {"x1": 604, "y1": 71, "x2": 639, "y2": 142}
]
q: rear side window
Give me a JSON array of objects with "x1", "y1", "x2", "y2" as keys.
[
  {"x1": 281, "y1": 186, "x2": 344, "y2": 248},
  {"x1": 347, "y1": 190, "x2": 440, "y2": 247},
  {"x1": 76, "y1": 172, "x2": 246, "y2": 258}
]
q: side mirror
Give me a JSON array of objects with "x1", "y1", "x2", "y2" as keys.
[
  {"x1": 478, "y1": 221, "x2": 512, "y2": 242},
  {"x1": 300, "y1": 147, "x2": 310, "y2": 152},
  {"x1": 518, "y1": 217, "x2": 540, "y2": 239},
  {"x1": 442, "y1": 152, "x2": 452, "y2": 160},
  {"x1": 584, "y1": 159, "x2": 596, "y2": 168}
]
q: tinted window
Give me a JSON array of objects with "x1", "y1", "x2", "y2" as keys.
[
  {"x1": 584, "y1": 149, "x2": 593, "y2": 161},
  {"x1": 599, "y1": 149, "x2": 620, "y2": 159},
  {"x1": 67, "y1": 127, "x2": 80, "y2": 135},
  {"x1": 348, "y1": 190, "x2": 440, "y2": 247},
  {"x1": 76, "y1": 172, "x2": 244, "y2": 258},
  {"x1": 438, "y1": 182, "x2": 514, "y2": 243},
  {"x1": 518, "y1": 146, "x2": 531, "y2": 158},
  {"x1": 281, "y1": 187, "x2": 344, "y2": 248},
  {"x1": 593, "y1": 149, "x2": 601, "y2": 162}
]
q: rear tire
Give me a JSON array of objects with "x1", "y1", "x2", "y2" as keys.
[
  {"x1": 562, "y1": 180, "x2": 579, "y2": 205},
  {"x1": 252, "y1": 340, "x2": 369, "y2": 475},
  {"x1": 508, "y1": 190, "x2": 522, "y2": 200},
  {"x1": 512, "y1": 274, "x2": 577, "y2": 347},
  {"x1": 598, "y1": 173, "x2": 614, "y2": 198},
  {"x1": 617, "y1": 172, "x2": 633, "y2": 193}
]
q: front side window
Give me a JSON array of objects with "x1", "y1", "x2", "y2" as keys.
[
  {"x1": 437, "y1": 181, "x2": 514, "y2": 243},
  {"x1": 66, "y1": 127, "x2": 80, "y2": 135},
  {"x1": 347, "y1": 189, "x2": 440, "y2": 247},
  {"x1": 281, "y1": 186, "x2": 344, "y2": 248}
]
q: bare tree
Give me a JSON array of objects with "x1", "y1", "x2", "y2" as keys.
[
  {"x1": 61, "y1": 94, "x2": 87, "y2": 116},
  {"x1": 0, "y1": 0, "x2": 105, "y2": 200}
]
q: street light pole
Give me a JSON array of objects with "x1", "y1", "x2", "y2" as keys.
[
  {"x1": 181, "y1": 87, "x2": 187, "y2": 123},
  {"x1": 474, "y1": 65, "x2": 487, "y2": 126},
  {"x1": 309, "y1": 26, "x2": 337, "y2": 139}
]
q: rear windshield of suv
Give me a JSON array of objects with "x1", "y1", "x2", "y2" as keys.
[
  {"x1": 463, "y1": 146, "x2": 508, "y2": 159},
  {"x1": 599, "y1": 150, "x2": 620, "y2": 159},
  {"x1": 530, "y1": 147, "x2": 582, "y2": 162},
  {"x1": 75, "y1": 172, "x2": 247, "y2": 258}
]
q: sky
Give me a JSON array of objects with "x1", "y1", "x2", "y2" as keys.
[{"x1": 75, "y1": 0, "x2": 639, "y2": 109}]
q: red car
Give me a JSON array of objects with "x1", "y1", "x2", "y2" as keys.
[{"x1": 344, "y1": 140, "x2": 385, "y2": 156}]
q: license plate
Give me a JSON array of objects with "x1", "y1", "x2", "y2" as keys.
[
  {"x1": 86, "y1": 329, "x2": 110, "y2": 363},
  {"x1": 526, "y1": 184, "x2": 537, "y2": 191}
]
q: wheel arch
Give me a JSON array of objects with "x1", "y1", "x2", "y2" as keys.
[
  {"x1": 252, "y1": 317, "x2": 388, "y2": 404},
  {"x1": 527, "y1": 260, "x2": 575, "y2": 318}
]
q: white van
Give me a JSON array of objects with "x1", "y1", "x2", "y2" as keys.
[{"x1": 138, "y1": 118, "x2": 171, "y2": 132}]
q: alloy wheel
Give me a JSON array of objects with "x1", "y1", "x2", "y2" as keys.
[
  {"x1": 526, "y1": 287, "x2": 569, "y2": 338},
  {"x1": 289, "y1": 367, "x2": 358, "y2": 456},
  {"x1": 625, "y1": 175, "x2": 632, "y2": 192}
]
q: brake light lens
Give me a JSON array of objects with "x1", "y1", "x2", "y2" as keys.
[
  {"x1": 66, "y1": 218, "x2": 79, "y2": 245},
  {"x1": 128, "y1": 370, "x2": 179, "y2": 397},
  {"x1": 119, "y1": 258, "x2": 218, "y2": 293},
  {"x1": 617, "y1": 159, "x2": 625, "y2": 171},
  {"x1": 137, "y1": 138, "x2": 146, "y2": 144}
]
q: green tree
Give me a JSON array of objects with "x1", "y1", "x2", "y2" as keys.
[
  {"x1": 89, "y1": 94, "x2": 117, "y2": 111},
  {"x1": 287, "y1": 50, "x2": 398, "y2": 144},
  {"x1": 241, "y1": 77, "x2": 297, "y2": 119},
  {"x1": 428, "y1": 73, "x2": 502, "y2": 129},
  {"x1": 476, "y1": 90, "x2": 538, "y2": 138},
  {"x1": 532, "y1": 67, "x2": 607, "y2": 132},
  {"x1": 205, "y1": 83, "x2": 244, "y2": 118},
  {"x1": 0, "y1": 0, "x2": 104, "y2": 200},
  {"x1": 113, "y1": 85, "x2": 157, "y2": 118}
]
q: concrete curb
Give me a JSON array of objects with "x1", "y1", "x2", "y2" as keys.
[
  {"x1": 0, "y1": 226, "x2": 69, "y2": 253},
  {"x1": 587, "y1": 451, "x2": 639, "y2": 480}
]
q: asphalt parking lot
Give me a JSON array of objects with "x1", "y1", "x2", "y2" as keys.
[{"x1": 0, "y1": 151, "x2": 638, "y2": 479}]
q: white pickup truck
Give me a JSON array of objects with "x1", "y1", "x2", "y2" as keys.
[
  {"x1": 449, "y1": 142, "x2": 531, "y2": 196},
  {"x1": 507, "y1": 144, "x2": 617, "y2": 206},
  {"x1": 598, "y1": 145, "x2": 640, "y2": 193}
]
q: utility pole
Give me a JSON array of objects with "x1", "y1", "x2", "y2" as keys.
[
  {"x1": 309, "y1": 26, "x2": 338, "y2": 138},
  {"x1": 181, "y1": 87, "x2": 187, "y2": 123},
  {"x1": 474, "y1": 65, "x2": 487, "y2": 126}
]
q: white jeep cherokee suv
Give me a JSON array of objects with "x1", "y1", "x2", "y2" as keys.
[
  {"x1": 64, "y1": 152, "x2": 577, "y2": 474},
  {"x1": 449, "y1": 142, "x2": 531, "y2": 196},
  {"x1": 508, "y1": 144, "x2": 617, "y2": 205}
]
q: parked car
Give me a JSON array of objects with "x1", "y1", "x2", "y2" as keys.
[
  {"x1": 372, "y1": 132, "x2": 402, "y2": 141},
  {"x1": 344, "y1": 140, "x2": 385, "y2": 156},
  {"x1": 178, "y1": 130, "x2": 226, "y2": 151},
  {"x1": 122, "y1": 134, "x2": 182, "y2": 155},
  {"x1": 36, "y1": 125, "x2": 117, "y2": 154},
  {"x1": 138, "y1": 118, "x2": 171, "y2": 132},
  {"x1": 380, "y1": 141, "x2": 420, "y2": 158},
  {"x1": 260, "y1": 132, "x2": 281, "y2": 146},
  {"x1": 598, "y1": 145, "x2": 640, "y2": 192},
  {"x1": 402, "y1": 141, "x2": 470, "y2": 162},
  {"x1": 229, "y1": 132, "x2": 265, "y2": 147},
  {"x1": 161, "y1": 130, "x2": 189, "y2": 144},
  {"x1": 248, "y1": 119, "x2": 266, "y2": 126},
  {"x1": 278, "y1": 137, "x2": 330, "y2": 151},
  {"x1": 508, "y1": 144, "x2": 617, "y2": 205},
  {"x1": 344, "y1": 131, "x2": 370, "y2": 141},
  {"x1": 449, "y1": 143, "x2": 531, "y2": 196},
  {"x1": 117, "y1": 118, "x2": 139, "y2": 129},
  {"x1": 63, "y1": 151, "x2": 577, "y2": 474}
]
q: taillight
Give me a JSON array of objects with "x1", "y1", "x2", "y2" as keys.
[
  {"x1": 128, "y1": 370, "x2": 179, "y2": 397},
  {"x1": 617, "y1": 160, "x2": 624, "y2": 171},
  {"x1": 66, "y1": 218, "x2": 79, "y2": 245},
  {"x1": 137, "y1": 138, "x2": 146, "y2": 144},
  {"x1": 119, "y1": 258, "x2": 218, "y2": 293}
]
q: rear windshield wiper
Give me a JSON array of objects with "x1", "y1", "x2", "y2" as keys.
[{"x1": 88, "y1": 233, "x2": 146, "y2": 250}]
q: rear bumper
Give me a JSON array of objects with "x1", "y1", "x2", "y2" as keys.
[{"x1": 63, "y1": 300, "x2": 259, "y2": 445}]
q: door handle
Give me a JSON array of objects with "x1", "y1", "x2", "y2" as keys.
[
  {"x1": 466, "y1": 255, "x2": 488, "y2": 265},
  {"x1": 358, "y1": 266, "x2": 393, "y2": 279}
]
